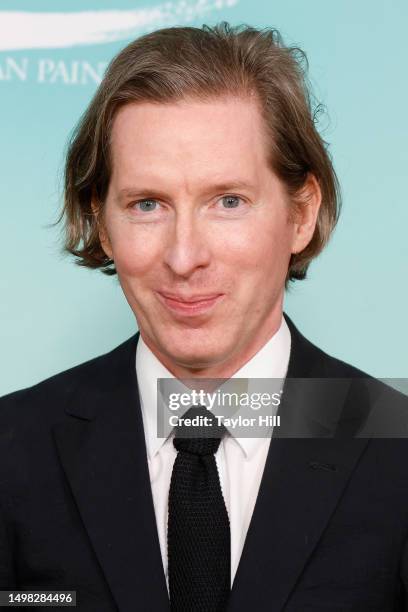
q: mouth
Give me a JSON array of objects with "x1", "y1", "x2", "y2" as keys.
[{"x1": 156, "y1": 292, "x2": 225, "y2": 317}]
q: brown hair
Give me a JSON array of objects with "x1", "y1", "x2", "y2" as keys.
[{"x1": 60, "y1": 21, "x2": 341, "y2": 282}]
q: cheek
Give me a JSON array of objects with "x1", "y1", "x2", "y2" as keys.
[
  {"x1": 108, "y1": 224, "x2": 163, "y2": 278},
  {"x1": 217, "y1": 214, "x2": 293, "y2": 276}
]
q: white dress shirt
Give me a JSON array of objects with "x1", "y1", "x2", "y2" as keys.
[{"x1": 135, "y1": 316, "x2": 291, "y2": 589}]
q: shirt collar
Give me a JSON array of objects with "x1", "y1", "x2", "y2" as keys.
[{"x1": 136, "y1": 315, "x2": 291, "y2": 461}]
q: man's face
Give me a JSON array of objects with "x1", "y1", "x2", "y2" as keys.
[{"x1": 100, "y1": 96, "x2": 307, "y2": 376}]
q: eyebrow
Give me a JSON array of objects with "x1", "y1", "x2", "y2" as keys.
[{"x1": 117, "y1": 181, "x2": 256, "y2": 201}]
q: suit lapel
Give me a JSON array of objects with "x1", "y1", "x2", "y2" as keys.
[
  {"x1": 227, "y1": 437, "x2": 368, "y2": 611},
  {"x1": 227, "y1": 315, "x2": 370, "y2": 611},
  {"x1": 53, "y1": 334, "x2": 170, "y2": 612}
]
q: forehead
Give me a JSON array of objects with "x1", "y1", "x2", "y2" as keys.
[{"x1": 108, "y1": 96, "x2": 271, "y2": 188}]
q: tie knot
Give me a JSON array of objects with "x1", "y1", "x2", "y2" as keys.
[{"x1": 173, "y1": 405, "x2": 226, "y2": 456}]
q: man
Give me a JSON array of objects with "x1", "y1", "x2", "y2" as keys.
[{"x1": 1, "y1": 22, "x2": 407, "y2": 612}]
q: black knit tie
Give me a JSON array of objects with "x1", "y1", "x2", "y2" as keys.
[{"x1": 168, "y1": 405, "x2": 230, "y2": 612}]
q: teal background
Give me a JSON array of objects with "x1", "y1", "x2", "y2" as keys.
[{"x1": 1, "y1": 0, "x2": 407, "y2": 396}]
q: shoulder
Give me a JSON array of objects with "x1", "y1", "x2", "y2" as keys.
[
  {"x1": 285, "y1": 313, "x2": 408, "y2": 431},
  {"x1": 0, "y1": 333, "x2": 139, "y2": 428},
  {"x1": 284, "y1": 312, "x2": 374, "y2": 379}
]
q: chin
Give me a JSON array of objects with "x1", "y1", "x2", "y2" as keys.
[
  {"x1": 166, "y1": 343, "x2": 224, "y2": 369},
  {"x1": 159, "y1": 332, "x2": 229, "y2": 370}
]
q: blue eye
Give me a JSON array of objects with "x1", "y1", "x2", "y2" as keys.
[
  {"x1": 137, "y1": 199, "x2": 158, "y2": 212},
  {"x1": 221, "y1": 195, "x2": 241, "y2": 208}
]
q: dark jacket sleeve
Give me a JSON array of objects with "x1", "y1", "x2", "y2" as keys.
[
  {"x1": 0, "y1": 496, "x2": 16, "y2": 588},
  {"x1": 398, "y1": 531, "x2": 408, "y2": 611},
  {"x1": 0, "y1": 394, "x2": 19, "y2": 589}
]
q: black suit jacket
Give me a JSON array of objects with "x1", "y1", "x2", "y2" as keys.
[{"x1": 1, "y1": 314, "x2": 408, "y2": 611}]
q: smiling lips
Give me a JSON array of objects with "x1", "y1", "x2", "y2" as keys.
[{"x1": 157, "y1": 292, "x2": 224, "y2": 316}]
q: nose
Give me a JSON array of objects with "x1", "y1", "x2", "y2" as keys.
[{"x1": 163, "y1": 208, "x2": 211, "y2": 277}]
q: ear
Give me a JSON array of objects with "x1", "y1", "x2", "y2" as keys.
[
  {"x1": 291, "y1": 173, "x2": 322, "y2": 255},
  {"x1": 91, "y1": 196, "x2": 113, "y2": 260}
]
